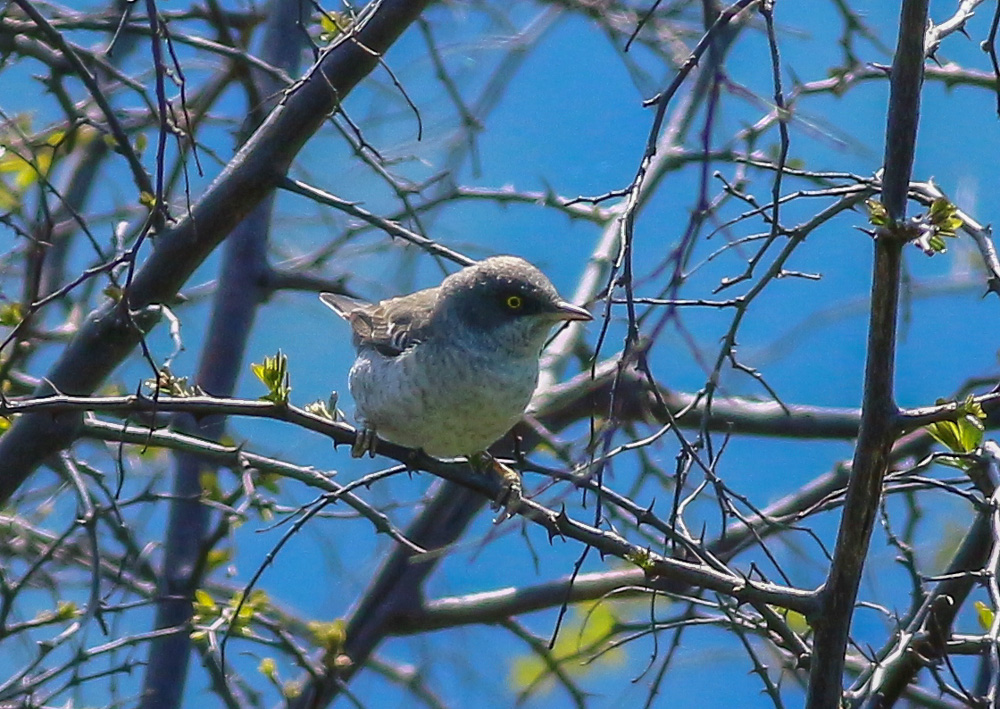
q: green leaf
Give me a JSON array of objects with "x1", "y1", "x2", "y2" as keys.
[
  {"x1": 955, "y1": 415, "x2": 984, "y2": 451},
  {"x1": 865, "y1": 199, "x2": 890, "y2": 227},
  {"x1": 509, "y1": 601, "x2": 624, "y2": 694},
  {"x1": 221, "y1": 589, "x2": 270, "y2": 635},
  {"x1": 926, "y1": 234, "x2": 946, "y2": 253},
  {"x1": 55, "y1": 600, "x2": 80, "y2": 620},
  {"x1": 926, "y1": 396, "x2": 987, "y2": 456},
  {"x1": 252, "y1": 351, "x2": 291, "y2": 405},
  {"x1": 259, "y1": 657, "x2": 278, "y2": 681},
  {"x1": 305, "y1": 398, "x2": 335, "y2": 420},
  {"x1": 318, "y1": 10, "x2": 351, "y2": 42},
  {"x1": 976, "y1": 601, "x2": 995, "y2": 631},
  {"x1": 0, "y1": 302, "x2": 23, "y2": 326},
  {"x1": 205, "y1": 547, "x2": 233, "y2": 573},
  {"x1": 928, "y1": 198, "x2": 957, "y2": 225},
  {"x1": 784, "y1": 609, "x2": 811, "y2": 635},
  {"x1": 192, "y1": 589, "x2": 218, "y2": 619},
  {"x1": 919, "y1": 198, "x2": 963, "y2": 249},
  {"x1": 145, "y1": 368, "x2": 204, "y2": 397},
  {"x1": 964, "y1": 395, "x2": 986, "y2": 421},
  {"x1": 624, "y1": 547, "x2": 654, "y2": 572},
  {"x1": 0, "y1": 180, "x2": 21, "y2": 210},
  {"x1": 255, "y1": 471, "x2": 281, "y2": 494},
  {"x1": 926, "y1": 420, "x2": 963, "y2": 452},
  {"x1": 200, "y1": 471, "x2": 222, "y2": 502},
  {"x1": 247, "y1": 589, "x2": 270, "y2": 609},
  {"x1": 308, "y1": 619, "x2": 347, "y2": 652}
]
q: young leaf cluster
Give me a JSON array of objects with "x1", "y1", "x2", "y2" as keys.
[{"x1": 252, "y1": 351, "x2": 291, "y2": 405}]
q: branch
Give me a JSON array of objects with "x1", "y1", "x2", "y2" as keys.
[
  {"x1": 0, "y1": 0, "x2": 433, "y2": 504},
  {"x1": 806, "y1": 1, "x2": 929, "y2": 705},
  {"x1": 21, "y1": 394, "x2": 821, "y2": 701},
  {"x1": 78, "y1": 418, "x2": 419, "y2": 550},
  {"x1": 139, "y1": 0, "x2": 305, "y2": 705}
]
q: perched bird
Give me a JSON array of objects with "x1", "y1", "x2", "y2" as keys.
[{"x1": 320, "y1": 256, "x2": 591, "y2": 484}]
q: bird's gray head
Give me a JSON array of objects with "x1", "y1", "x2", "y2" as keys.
[{"x1": 436, "y1": 256, "x2": 591, "y2": 356}]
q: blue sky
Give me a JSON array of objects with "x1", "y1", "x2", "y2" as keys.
[{"x1": 4, "y1": 1, "x2": 1000, "y2": 706}]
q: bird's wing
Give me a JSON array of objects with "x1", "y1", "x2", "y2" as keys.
[
  {"x1": 319, "y1": 292, "x2": 366, "y2": 320},
  {"x1": 320, "y1": 288, "x2": 437, "y2": 357}
]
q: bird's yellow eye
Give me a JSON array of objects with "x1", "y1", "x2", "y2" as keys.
[{"x1": 505, "y1": 295, "x2": 523, "y2": 310}]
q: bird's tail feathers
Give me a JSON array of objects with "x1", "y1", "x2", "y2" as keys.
[{"x1": 319, "y1": 292, "x2": 367, "y2": 319}]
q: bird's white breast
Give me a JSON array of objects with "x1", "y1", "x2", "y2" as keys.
[{"x1": 349, "y1": 342, "x2": 538, "y2": 457}]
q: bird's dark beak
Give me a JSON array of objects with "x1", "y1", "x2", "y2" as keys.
[{"x1": 552, "y1": 301, "x2": 592, "y2": 322}]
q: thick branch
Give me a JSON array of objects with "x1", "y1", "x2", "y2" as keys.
[
  {"x1": 138, "y1": 0, "x2": 304, "y2": 706},
  {"x1": 0, "y1": 0, "x2": 432, "y2": 504},
  {"x1": 806, "y1": 1, "x2": 928, "y2": 706}
]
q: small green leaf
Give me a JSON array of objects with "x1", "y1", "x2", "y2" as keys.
[
  {"x1": 0, "y1": 180, "x2": 21, "y2": 210},
  {"x1": 305, "y1": 398, "x2": 335, "y2": 420},
  {"x1": 246, "y1": 589, "x2": 269, "y2": 609},
  {"x1": 205, "y1": 547, "x2": 233, "y2": 573},
  {"x1": 259, "y1": 657, "x2": 278, "y2": 681},
  {"x1": 193, "y1": 589, "x2": 218, "y2": 616},
  {"x1": 926, "y1": 420, "x2": 962, "y2": 452},
  {"x1": 624, "y1": 547, "x2": 655, "y2": 572},
  {"x1": 963, "y1": 395, "x2": 986, "y2": 421},
  {"x1": 976, "y1": 601, "x2": 995, "y2": 630},
  {"x1": 144, "y1": 368, "x2": 203, "y2": 397},
  {"x1": 509, "y1": 600, "x2": 624, "y2": 693},
  {"x1": 784, "y1": 609, "x2": 811, "y2": 635},
  {"x1": 252, "y1": 351, "x2": 291, "y2": 405},
  {"x1": 866, "y1": 199, "x2": 890, "y2": 227},
  {"x1": 914, "y1": 198, "x2": 963, "y2": 254},
  {"x1": 43, "y1": 129, "x2": 66, "y2": 148},
  {"x1": 926, "y1": 234, "x2": 946, "y2": 253},
  {"x1": 926, "y1": 396, "x2": 987, "y2": 456},
  {"x1": 55, "y1": 600, "x2": 80, "y2": 620},
  {"x1": 955, "y1": 415, "x2": 984, "y2": 452},
  {"x1": 308, "y1": 619, "x2": 347, "y2": 653},
  {"x1": 103, "y1": 285, "x2": 124, "y2": 303},
  {"x1": 139, "y1": 191, "x2": 157, "y2": 209},
  {"x1": 0, "y1": 302, "x2": 23, "y2": 326},
  {"x1": 318, "y1": 10, "x2": 351, "y2": 42},
  {"x1": 929, "y1": 197, "x2": 949, "y2": 218},
  {"x1": 255, "y1": 471, "x2": 281, "y2": 494},
  {"x1": 200, "y1": 471, "x2": 222, "y2": 501}
]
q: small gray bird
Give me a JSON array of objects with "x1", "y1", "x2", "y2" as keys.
[{"x1": 320, "y1": 256, "x2": 591, "y2": 464}]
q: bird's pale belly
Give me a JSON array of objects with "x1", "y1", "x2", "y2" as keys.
[{"x1": 349, "y1": 345, "x2": 538, "y2": 457}]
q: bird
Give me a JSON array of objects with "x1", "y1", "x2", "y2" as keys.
[{"x1": 320, "y1": 255, "x2": 591, "y2": 511}]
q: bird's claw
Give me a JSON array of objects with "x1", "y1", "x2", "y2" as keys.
[
  {"x1": 471, "y1": 452, "x2": 523, "y2": 522},
  {"x1": 351, "y1": 426, "x2": 378, "y2": 458},
  {"x1": 492, "y1": 461, "x2": 523, "y2": 523}
]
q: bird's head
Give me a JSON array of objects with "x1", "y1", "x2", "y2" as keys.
[{"x1": 436, "y1": 256, "x2": 591, "y2": 356}]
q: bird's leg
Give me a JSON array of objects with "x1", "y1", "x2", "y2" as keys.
[
  {"x1": 351, "y1": 426, "x2": 378, "y2": 458},
  {"x1": 470, "y1": 451, "x2": 523, "y2": 522}
]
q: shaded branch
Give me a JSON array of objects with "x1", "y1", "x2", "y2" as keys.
[{"x1": 0, "y1": 0, "x2": 433, "y2": 504}]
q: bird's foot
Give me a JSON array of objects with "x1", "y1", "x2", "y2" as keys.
[
  {"x1": 351, "y1": 426, "x2": 378, "y2": 458},
  {"x1": 471, "y1": 452, "x2": 523, "y2": 522}
]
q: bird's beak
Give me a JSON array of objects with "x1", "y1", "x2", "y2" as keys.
[{"x1": 552, "y1": 301, "x2": 593, "y2": 322}]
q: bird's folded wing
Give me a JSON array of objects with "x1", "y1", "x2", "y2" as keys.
[{"x1": 320, "y1": 288, "x2": 437, "y2": 357}]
